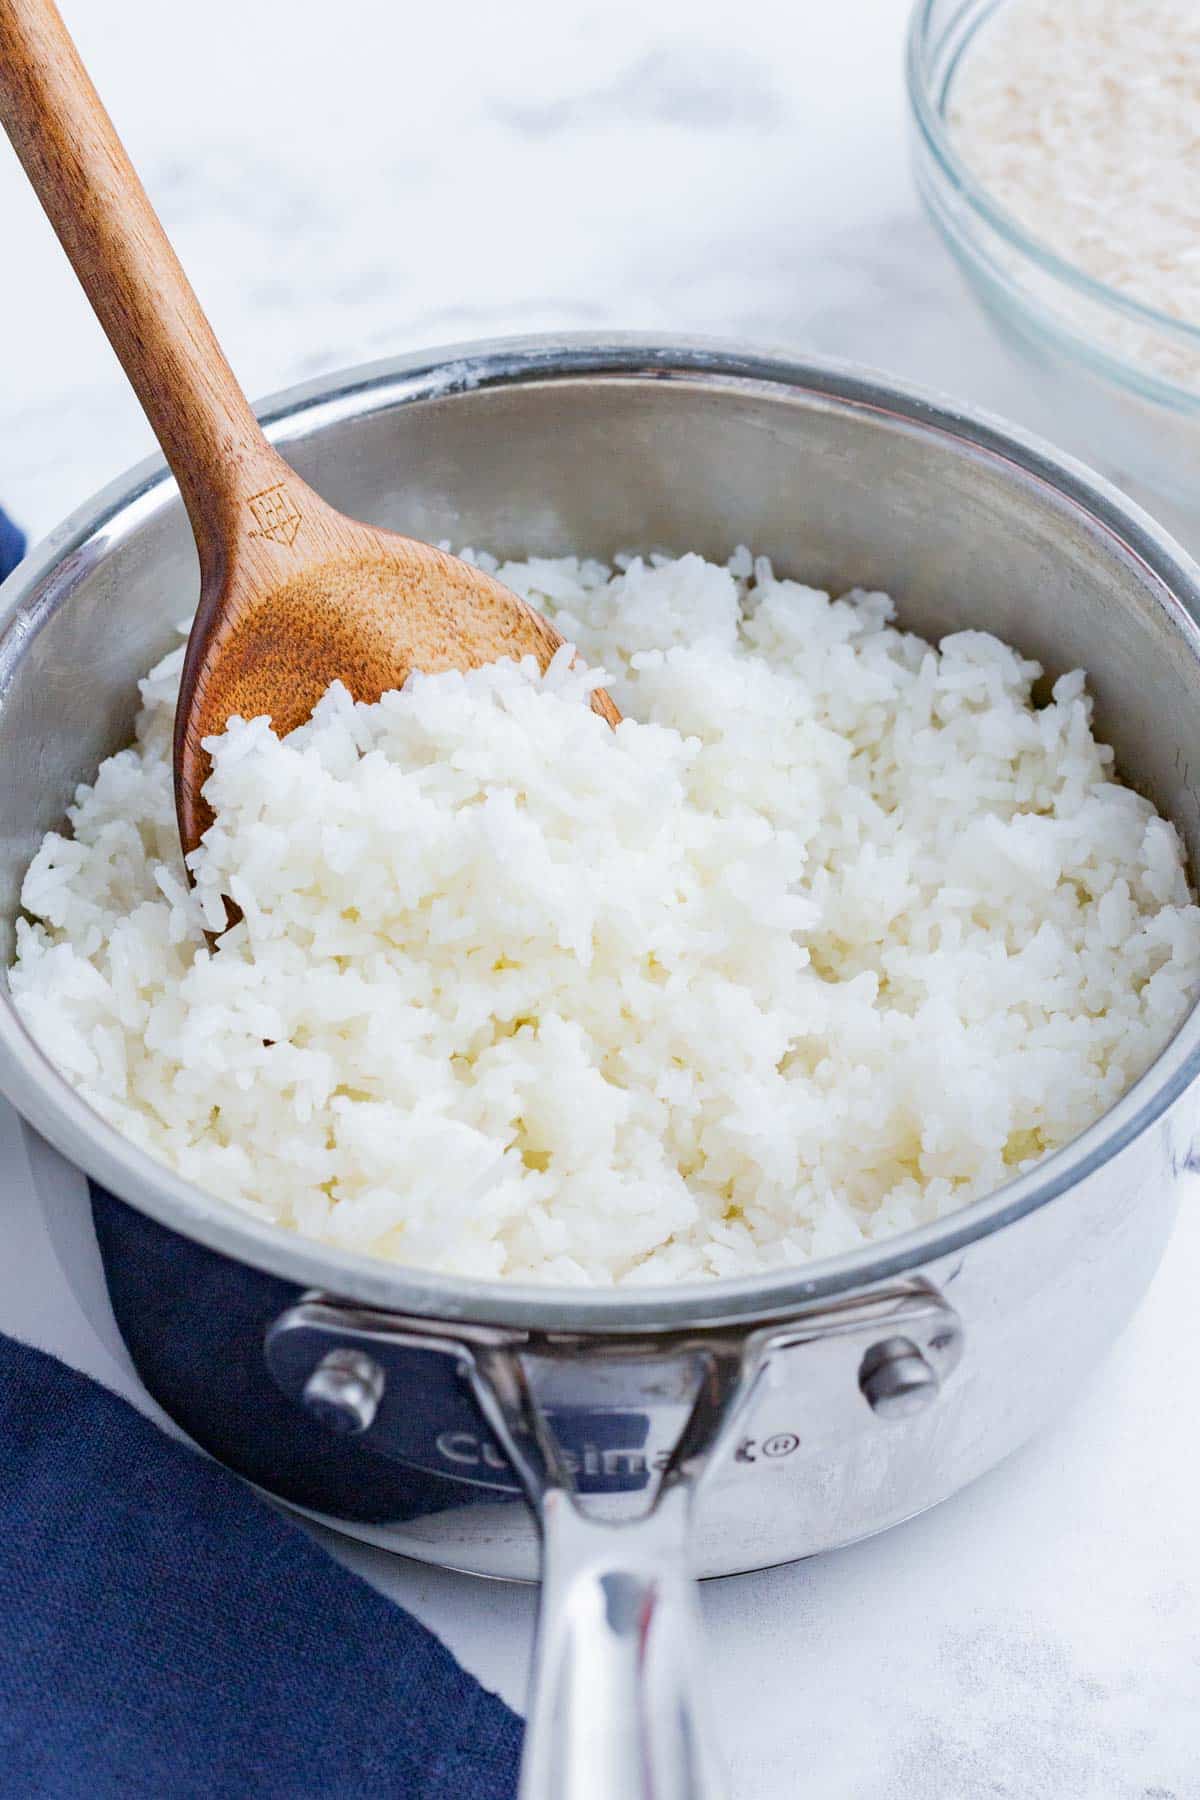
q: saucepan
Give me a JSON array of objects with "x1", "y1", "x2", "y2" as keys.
[{"x1": 3, "y1": 336, "x2": 1200, "y2": 1799}]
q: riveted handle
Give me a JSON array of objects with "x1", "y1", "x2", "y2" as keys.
[
  {"x1": 266, "y1": 1285, "x2": 964, "y2": 1799},
  {"x1": 519, "y1": 1482, "x2": 725, "y2": 1800},
  {"x1": 464, "y1": 1341, "x2": 752, "y2": 1800}
]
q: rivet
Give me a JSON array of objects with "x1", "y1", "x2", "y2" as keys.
[
  {"x1": 302, "y1": 1347, "x2": 385, "y2": 1435},
  {"x1": 859, "y1": 1336, "x2": 940, "y2": 1420}
]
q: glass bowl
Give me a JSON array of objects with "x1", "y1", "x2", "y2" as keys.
[{"x1": 906, "y1": 0, "x2": 1200, "y2": 531}]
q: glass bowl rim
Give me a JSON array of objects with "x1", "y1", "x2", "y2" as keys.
[{"x1": 905, "y1": 0, "x2": 1200, "y2": 358}]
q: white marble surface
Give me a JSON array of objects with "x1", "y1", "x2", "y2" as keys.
[{"x1": 1, "y1": 0, "x2": 1199, "y2": 1793}]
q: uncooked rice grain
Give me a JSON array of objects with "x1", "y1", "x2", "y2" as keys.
[{"x1": 950, "y1": 0, "x2": 1200, "y2": 388}]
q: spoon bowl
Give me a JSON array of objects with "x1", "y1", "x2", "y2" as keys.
[{"x1": 174, "y1": 476, "x2": 619, "y2": 853}]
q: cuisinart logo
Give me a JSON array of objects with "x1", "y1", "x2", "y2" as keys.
[
  {"x1": 431, "y1": 1410, "x2": 803, "y2": 1493},
  {"x1": 435, "y1": 1410, "x2": 658, "y2": 1493}
]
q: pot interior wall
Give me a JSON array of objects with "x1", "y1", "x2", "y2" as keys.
[{"x1": 2, "y1": 362, "x2": 1199, "y2": 971}]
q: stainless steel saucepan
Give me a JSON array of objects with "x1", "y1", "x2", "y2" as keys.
[{"x1": 3, "y1": 337, "x2": 1200, "y2": 1799}]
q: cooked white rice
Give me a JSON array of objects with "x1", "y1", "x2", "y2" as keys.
[{"x1": 10, "y1": 550, "x2": 1200, "y2": 1285}]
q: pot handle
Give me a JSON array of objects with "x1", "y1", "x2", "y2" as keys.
[
  {"x1": 264, "y1": 1284, "x2": 963, "y2": 1797},
  {"x1": 519, "y1": 1481, "x2": 723, "y2": 1800},
  {"x1": 466, "y1": 1343, "x2": 745, "y2": 1800}
]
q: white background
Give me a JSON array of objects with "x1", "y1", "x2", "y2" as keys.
[{"x1": 1, "y1": 1, "x2": 1198, "y2": 1793}]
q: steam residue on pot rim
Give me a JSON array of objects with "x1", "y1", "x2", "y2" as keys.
[{"x1": 9, "y1": 547, "x2": 1200, "y2": 1284}]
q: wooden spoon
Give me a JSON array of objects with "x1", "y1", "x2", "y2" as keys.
[{"x1": 0, "y1": 0, "x2": 619, "y2": 858}]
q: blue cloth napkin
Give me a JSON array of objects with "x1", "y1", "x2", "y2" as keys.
[
  {"x1": 0, "y1": 504, "x2": 25, "y2": 581},
  {"x1": 0, "y1": 501, "x2": 518, "y2": 1792},
  {"x1": 0, "y1": 1329, "x2": 522, "y2": 1798}
]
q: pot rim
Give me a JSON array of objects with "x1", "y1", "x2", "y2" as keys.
[{"x1": 3, "y1": 331, "x2": 1200, "y2": 1332}]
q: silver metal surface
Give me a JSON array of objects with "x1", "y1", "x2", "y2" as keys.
[
  {"x1": 859, "y1": 1338, "x2": 940, "y2": 1419},
  {"x1": 301, "y1": 1348, "x2": 386, "y2": 1436},
  {"x1": 519, "y1": 1485, "x2": 723, "y2": 1800},
  {"x1": 466, "y1": 1333, "x2": 745, "y2": 1800},
  {"x1": 265, "y1": 1282, "x2": 957, "y2": 1795},
  {"x1": 3, "y1": 339, "x2": 1200, "y2": 1795}
]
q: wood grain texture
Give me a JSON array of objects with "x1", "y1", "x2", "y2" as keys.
[{"x1": 0, "y1": 0, "x2": 619, "y2": 859}]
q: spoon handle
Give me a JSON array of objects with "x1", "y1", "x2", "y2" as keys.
[{"x1": 0, "y1": 0, "x2": 294, "y2": 583}]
